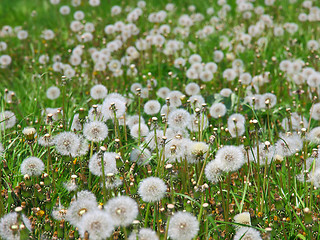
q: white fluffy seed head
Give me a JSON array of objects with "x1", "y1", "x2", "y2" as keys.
[
  {"x1": 90, "y1": 84, "x2": 108, "y2": 99},
  {"x1": 168, "y1": 109, "x2": 191, "y2": 130},
  {"x1": 144, "y1": 100, "x2": 161, "y2": 115},
  {"x1": 54, "y1": 132, "x2": 81, "y2": 156},
  {"x1": 46, "y1": 86, "x2": 61, "y2": 100},
  {"x1": 215, "y1": 145, "x2": 245, "y2": 172},
  {"x1": 105, "y1": 196, "x2": 138, "y2": 227},
  {"x1": 210, "y1": 103, "x2": 227, "y2": 118},
  {"x1": 83, "y1": 121, "x2": 108, "y2": 142},
  {"x1": 138, "y1": 177, "x2": 167, "y2": 202},
  {"x1": 21, "y1": 157, "x2": 45, "y2": 176},
  {"x1": 168, "y1": 211, "x2": 199, "y2": 240}
]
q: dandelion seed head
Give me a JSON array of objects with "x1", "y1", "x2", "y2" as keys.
[
  {"x1": 138, "y1": 177, "x2": 167, "y2": 202},
  {"x1": 105, "y1": 196, "x2": 138, "y2": 227},
  {"x1": 21, "y1": 157, "x2": 44, "y2": 176},
  {"x1": 46, "y1": 86, "x2": 60, "y2": 100},
  {"x1": 168, "y1": 211, "x2": 199, "y2": 240},
  {"x1": 90, "y1": 84, "x2": 108, "y2": 99},
  {"x1": 83, "y1": 121, "x2": 108, "y2": 142}
]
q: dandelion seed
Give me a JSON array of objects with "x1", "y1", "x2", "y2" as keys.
[{"x1": 0, "y1": 212, "x2": 32, "y2": 240}]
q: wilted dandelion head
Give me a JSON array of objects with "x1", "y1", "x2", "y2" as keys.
[
  {"x1": 0, "y1": 111, "x2": 16, "y2": 130},
  {"x1": 90, "y1": 84, "x2": 108, "y2": 99},
  {"x1": 138, "y1": 177, "x2": 167, "y2": 202},
  {"x1": 78, "y1": 210, "x2": 114, "y2": 240},
  {"x1": 54, "y1": 132, "x2": 81, "y2": 156},
  {"x1": 128, "y1": 228, "x2": 159, "y2": 240},
  {"x1": 168, "y1": 211, "x2": 199, "y2": 240},
  {"x1": 83, "y1": 121, "x2": 108, "y2": 142},
  {"x1": 168, "y1": 109, "x2": 191, "y2": 130},
  {"x1": 46, "y1": 86, "x2": 60, "y2": 100},
  {"x1": 234, "y1": 227, "x2": 262, "y2": 240},
  {"x1": 234, "y1": 212, "x2": 251, "y2": 226},
  {"x1": 21, "y1": 157, "x2": 44, "y2": 176},
  {"x1": 215, "y1": 145, "x2": 245, "y2": 172},
  {"x1": 105, "y1": 196, "x2": 138, "y2": 227}
]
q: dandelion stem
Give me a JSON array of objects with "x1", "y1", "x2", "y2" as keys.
[{"x1": 144, "y1": 202, "x2": 151, "y2": 228}]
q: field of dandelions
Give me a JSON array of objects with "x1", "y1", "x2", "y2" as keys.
[{"x1": 0, "y1": 0, "x2": 320, "y2": 239}]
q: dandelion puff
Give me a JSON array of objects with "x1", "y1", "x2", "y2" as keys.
[
  {"x1": 228, "y1": 113, "x2": 246, "y2": 126},
  {"x1": 21, "y1": 157, "x2": 44, "y2": 176},
  {"x1": 215, "y1": 145, "x2": 245, "y2": 172},
  {"x1": 0, "y1": 212, "x2": 32, "y2": 240},
  {"x1": 66, "y1": 198, "x2": 99, "y2": 228},
  {"x1": 157, "y1": 87, "x2": 171, "y2": 99},
  {"x1": 63, "y1": 180, "x2": 78, "y2": 192},
  {"x1": 138, "y1": 177, "x2": 167, "y2": 202},
  {"x1": 52, "y1": 205, "x2": 67, "y2": 221},
  {"x1": 310, "y1": 103, "x2": 320, "y2": 120},
  {"x1": 130, "y1": 147, "x2": 152, "y2": 165},
  {"x1": 38, "y1": 134, "x2": 54, "y2": 147},
  {"x1": 187, "y1": 114, "x2": 208, "y2": 132},
  {"x1": 210, "y1": 103, "x2": 227, "y2": 118},
  {"x1": 126, "y1": 115, "x2": 145, "y2": 129},
  {"x1": 130, "y1": 123, "x2": 149, "y2": 139},
  {"x1": 308, "y1": 127, "x2": 320, "y2": 144},
  {"x1": 54, "y1": 132, "x2": 80, "y2": 156},
  {"x1": 72, "y1": 136, "x2": 89, "y2": 157},
  {"x1": 275, "y1": 133, "x2": 303, "y2": 157},
  {"x1": 78, "y1": 210, "x2": 114, "y2": 240},
  {"x1": 71, "y1": 113, "x2": 82, "y2": 131},
  {"x1": 168, "y1": 211, "x2": 199, "y2": 240},
  {"x1": 46, "y1": 86, "x2": 60, "y2": 100},
  {"x1": 83, "y1": 121, "x2": 108, "y2": 142},
  {"x1": 44, "y1": 108, "x2": 62, "y2": 122},
  {"x1": 185, "y1": 82, "x2": 200, "y2": 96},
  {"x1": 205, "y1": 160, "x2": 222, "y2": 183},
  {"x1": 260, "y1": 93, "x2": 277, "y2": 108},
  {"x1": 105, "y1": 196, "x2": 138, "y2": 227},
  {"x1": 281, "y1": 112, "x2": 307, "y2": 131},
  {"x1": 102, "y1": 97, "x2": 126, "y2": 119},
  {"x1": 0, "y1": 111, "x2": 16, "y2": 130},
  {"x1": 144, "y1": 100, "x2": 161, "y2": 115},
  {"x1": 168, "y1": 109, "x2": 191, "y2": 130},
  {"x1": 89, "y1": 152, "x2": 119, "y2": 176},
  {"x1": 145, "y1": 129, "x2": 165, "y2": 150},
  {"x1": 168, "y1": 91, "x2": 183, "y2": 107},
  {"x1": 233, "y1": 227, "x2": 262, "y2": 240},
  {"x1": 220, "y1": 88, "x2": 232, "y2": 97},
  {"x1": 128, "y1": 228, "x2": 159, "y2": 240},
  {"x1": 88, "y1": 104, "x2": 107, "y2": 122},
  {"x1": 228, "y1": 122, "x2": 245, "y2": 138},
  {"x1": 189, "y1": 95, "x2": 205, "y2": 108},
  {"x1": 308, "y1": 167, "x2": 320, "y2": 188},
  {"x1": 74, "y1": 190, "x2": 97, "y2": 202},
  {"x1": 90, "y1": 84, "x2": 108, "y2": 100}
]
